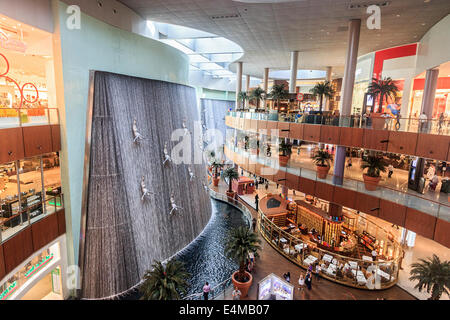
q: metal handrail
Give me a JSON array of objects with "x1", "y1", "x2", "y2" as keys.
[
  {"x1": 0, "y1": 193, "x2": 64, "y2": 243},
  {"x1": 225, "y1": 141, "x2": 450, "y2": 220},
  {"x1": 227, "y1": 111, "x2": 450, "y2": 136}
]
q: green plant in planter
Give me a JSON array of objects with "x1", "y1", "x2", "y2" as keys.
[
  {"x1": 238, "y1": 91, "x2": 249, "y2": 110},
  {"x1": 269, "y1": 84, "x2": 288, "y2": 110},
  {"x1": 223, "y1": 167, "x2": 239, "y2": 193},
  {"x1": 249, "y1": 87, "x2": 266, "y2": 110},
  {"x1": 309, "y1": 81, "x2": 334, "y2": 112},
  {"x1": 360, "y1": 155, "x2": 387, "y2": 177},
  {"x1": 313, "y1": 149, "x2": 333, "y2": 167},
  {"x1": 140, "y1": 260, "x2": 190, "y2": 300},
  {"x1": 409, "y1": 254, "x2": 450, "y2": 300},
  {"x1": 211, "y1": 160, "x2": 224, "y2": 178},
  {"x1": 279, "y1": 140, "x2": 292, "y2": 157},
  {"x1": 367, "y1": 77, "x2": 399, "y2": 113},
  {"x1": 225, "y1": 226, "x2": 261, "y2": 282}
]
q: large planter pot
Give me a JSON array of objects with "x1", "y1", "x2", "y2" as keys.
[
  {"x1": 279, "y1": 155, "x2": 290, "y2": 167},
  {"x1": 370, "y1": 113, "x2": 385, "y2": 130},
  {"x1": 316, "y1": 165, "x2": 330, "y2": 179},
  {"x1": 226, "y1": 190, "x2": 235, "y2": 201},
  {"x1": 363, "y1": 174, "x2": 381, "y2": 191},
  {"x1": 213, "y1": 177, "x2": 220, "y2": 187},
  {"x1": 231, "y1": 271, "x2": 253, "y2": 298}
]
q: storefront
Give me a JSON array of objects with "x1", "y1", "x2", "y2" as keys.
[
  {"x1": 258, "y1": 273, "x2": 294, "y2": 300},
  {"x1": 0, "y1": 236, "x2": 67, "y2": 300}
]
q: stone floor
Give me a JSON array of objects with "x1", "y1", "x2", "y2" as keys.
[{"x1": 211, "y1": 180, "x2": 416, "y2": 300}]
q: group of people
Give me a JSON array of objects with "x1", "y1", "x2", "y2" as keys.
[{"x1": 282, "y1": 262, "x2": 322, "y2": 293}]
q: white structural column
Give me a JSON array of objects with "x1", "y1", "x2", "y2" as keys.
[
  {"x1": 245, "y1": 74, "x2": 251, "y2": 109},
  {"x1": 420, "y1": 68, "x2": 439, "y2": 119},
  {"x1": 289, "y1": 51, "x2": 299, "y2": 93},
  {"x1": 236, "y1": 61, "x2": 243, "y2": 110},
  {"x1": 333, "y1": 19, "x2": 361, "y2": 186},
  {"x1": 263, "y1": 67, "x2": 270, "y2": 109},
  {"x1": 324, "y1": 66, "x2": 333, "y2": 111}
]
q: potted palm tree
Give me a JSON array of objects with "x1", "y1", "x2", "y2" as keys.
[
  {"x1": 278, "y1": 139, "x2": 292, "y2": 167},
  {"x1": 237, "y1": 91, "x2": 249, "y2": 111},
  {"x1": 313, "y1": 149, "x2": 333, "y2": 179},
  {"x1": 309, "y1": 81, "x2": 334, "y2": 112},
  {"x1": 249, "y1": 87, "x2": 266, "y2": 111},
  {"x1": 409, "y1": 254, "x2": 449, "y2": 300},
  {"x1": 140, "y1": 260, "x2": 190, "y2": 300},
  {"x1": 223, "y1": 167, "x2": 239, "y2": 199},
  {"x1": 367, "y1": 77, "x2": 399, "y2": 129},
  {"x1": 360, "y1": 155, "x2": 387, "y2": 191},
  {"x1": 225, "y1": 226, "x2": 261, "y2": 297},
  {"x1": 211, "y1": 160, "x2": 224, "y2": 187},
  {"x1": 268, "y1": 84, "x2": 288, "y2": 112}
]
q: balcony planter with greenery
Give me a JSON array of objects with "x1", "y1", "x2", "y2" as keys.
[
  {"x1": 278, "y1": 140, "x2": 292, "y2": 167},
  {"x1": 409, "y1": 254, "x2": 449, "y2": 300},
  {"x1": 225, "y1": 226, "x2": 261, "y2": 297},
  {"x1": 211, "y1": 160, "x2": 224, "y2": 187},
  {"x1": 140, "y1": 260, "x2": 190, "y2": 300},
  {"x1": 237, "y1": 91, "x2": 249, "y2": 111},
  {"x1": 361, "y1": 155, "x2": 387, "y2": 191},
  {"x1": 268, "y1": 84, "x2": 288, "y2": 112},
  {"x1": 249, "y1": 87, "x2": 266, "y2": 111},
  {"x1": 313, "y1": 149, "x2": 333, "y2": 179},
  {"x1": 309, "y1": 81, "x2": 334, "y2": 112},
  {"x1": 367, "y1": 77, "x2": 399, "y2": 129},
  {"x1": 223, "y1": 167, "x2": 239, "y2": 199}
]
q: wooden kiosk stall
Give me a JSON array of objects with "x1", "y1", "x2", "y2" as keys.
[{"x1": 232, "y1": 176, "x2": 256, "y2": 195}]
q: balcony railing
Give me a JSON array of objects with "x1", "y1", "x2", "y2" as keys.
[
  {"x1": 225, "y1": 142, "x2": 450, "y2": 224},
  {"x1": 0, "y1": 108, "x2": 59, "y2": 129},
  {"x1": 227, "y1": 111, "x2": 450, "y2": 136},
  {"x1": 0, "y1": 193, "x2": 64, "y2": 243}
]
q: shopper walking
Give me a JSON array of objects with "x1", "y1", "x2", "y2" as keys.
[
  {"x1": 232, "y1": 287, "x2": 241, "y2": 300},
  {"x1": 371, "y1": 248, "x2": 378, "y2": 261},
  {"x1": 388, "y1": 164, "x2": 394, "y2": 178},
  {"x1": 298, "y1": 273, "x2": 305, "y2": 291},
  {"x1": 202, "y1": 282, "x2": 211, "y2": 300},
  {"x1": 305, "y1": 271, "x2": 312, "y2": 290},
  {"x1": 255, "y1": 193, "x2": 259, "y2": 211},
  {"x1": 252, "y1": 218, "x2": 257, "y2": 232},
  {"x1": 315, "y1": 263, "x2": 321, "y2": 282}
]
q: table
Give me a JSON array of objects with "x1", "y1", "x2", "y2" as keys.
[
  {"x1": 362, "y1": 255, "x2": 373, "y2": 262},
  {"x1": 280, "y1": 238, "x2": 287, "y2": 244},
  {"x1": 294, "y1": 243, "x2": 306, "y2": 252},
  {"x1": 348, "y1": 261, "x2": 358, "y2": 269},
  {"x1": 283, "y1": 247, "x2": 295, "y2": 255},
  {"x1": 376, "y1": 269, "x2": 391, "y2": 280},
  {"x1": 322, "y1": 254, "x2": 333, "y2": 263}
]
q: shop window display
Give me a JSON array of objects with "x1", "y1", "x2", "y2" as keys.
[{"x1": 0, "y1": 242, "x2": 62, "y2": 300}]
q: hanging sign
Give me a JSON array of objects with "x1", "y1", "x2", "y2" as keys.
[{"x1": 296, "y1": 93, "x2": 304, "y2": 101}]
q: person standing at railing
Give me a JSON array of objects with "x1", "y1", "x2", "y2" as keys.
[
  {"x1": 438, "y1": 112, "x2": 446, "y2": 134},
  {"x1": 232, "y1": 287, "x2": 241, "y2": 300},
  {"x1": 203, "y1": 282, "x2": 211, "y2": 300},
  {"x1": 419, "y1": 112, "x2": 428, "y2": 132}
]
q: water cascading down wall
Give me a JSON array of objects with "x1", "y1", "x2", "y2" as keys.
[{"x1": 80, "y1": 71, "x2": 212, "y2": 299}]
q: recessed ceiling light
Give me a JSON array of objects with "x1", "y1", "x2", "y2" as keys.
[
  {"x1": 421, "y1": 23, "x2": 426, "y2": 26},
  {"x1": 396, "y1": 14, "x2": 400, "y2": 17}
]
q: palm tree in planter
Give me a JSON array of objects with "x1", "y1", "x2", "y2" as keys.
[
  {"x1": 237, "y1": 91, "x2": 249, "y2": 111},
  {"x1": 223, "y1": 166, "x2": 239, "y2": 199},
  {"x1": 140, "y1": 260, "x2": 190, "y2": 300},
  {"x1": 250, "y1": 87, "x2": 266, "y2": 111},
  {"x1": 409, "y1": 254, "x2": 449, "y2": 300},
  {"x1": 313, "y1": 149, "x2": 333, "y2": 179},
  {"x1": 278, "y1": 139, "x2": 292, "y2": 167},
  {"x1": 309, "y1": 81, "x2": 334, "y2": 112},
  {"x1": 211, "y1": 160, "x2": 224, "y2": 187},
  {"x1": 269, "y1": 84, "x2": 288, "y2": 111},
  {"x1": 367, "y1": 77, "x2": 400, "y2": 129},
  {"x1": 360, "y1": 155, "x2": 387, "y2": 191},
  {"x1": 225, "y1": 226, "x2": 261, "y2": 297}
]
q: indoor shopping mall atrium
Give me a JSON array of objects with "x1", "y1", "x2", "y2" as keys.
[{"x1": 0, "y1": 0, "x2": 449, "y2": 310}]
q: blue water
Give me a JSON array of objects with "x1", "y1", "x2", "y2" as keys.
[
  {"x1": 121, "y1": 198, "x2": 248, "y2": 299},
  {"x1": 178, "y1": 198, "x2": 249, "y2": 296}
]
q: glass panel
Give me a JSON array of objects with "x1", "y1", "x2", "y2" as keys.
[
  {"x1": 43, "y1": 152, "x2": 62, "y2": 214},
  {"x1": 18, "y1": 156, "x2": 44, "y2": 223},
  {"x1": 0, "y1": 162, "x2": 21, "y2": 241}
]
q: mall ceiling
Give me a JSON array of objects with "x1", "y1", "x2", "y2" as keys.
[{"x1": 119, "y1": 0, "x2": 450, "y2": 78}]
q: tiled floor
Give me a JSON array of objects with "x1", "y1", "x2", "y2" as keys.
[{"x1": 212, "y1": 180, "x2": 416, "y2": 300}]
